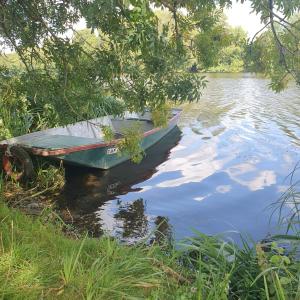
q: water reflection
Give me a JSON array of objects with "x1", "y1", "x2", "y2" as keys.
[
  {"x1": 62, "y1": 74, "x2": 300, "y2": 244},
  {"x1": 62, "y1": 126, "x2": 181, "y2": 241},
  {"x1": 113, "y1": 199, "x2": 148, "y2": 240}
]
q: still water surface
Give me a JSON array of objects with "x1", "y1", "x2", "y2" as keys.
[{"x1": 63, "y1": 73, "x2": 300, "y2": 244}]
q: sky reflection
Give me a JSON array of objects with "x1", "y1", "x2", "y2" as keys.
[{"x1": 63, "y1": 74, "x2": 300, "y2": 244}]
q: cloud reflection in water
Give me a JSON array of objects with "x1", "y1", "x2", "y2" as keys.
[{"x1": 63, "y1": 74, "x2": 300, "y2": 244}]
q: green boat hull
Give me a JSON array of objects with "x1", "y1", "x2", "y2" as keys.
[{"x1": 55, "y1": 123, "x2": 179, "y2": 169}]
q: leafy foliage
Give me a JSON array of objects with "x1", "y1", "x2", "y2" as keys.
[
  {"x1": 248, "y1": 2, "x2": 300, "y2": 91},
  {"x1": 0, "y1": 67, "x2": 33, "y2": 139},
  {"x1": 102, "y1": 125, "x2": 115, "y2": 142},
  {"x1": 0, "y1": 0, "x2": 298, "y2": 133},
  {"x1": 209, "y1": 26, "x2": 248, "y2": 72},
  {"x1": 118, "y1": 123, "x2": 145, "y2": 164},
  {"x1": 151, "y1": 103, "x2": 171, "y2": 127},
  {"x1": 194, "y1": 18, "x2": 231, "y2": 69},
  {"x1": 0, "y1": 0, "x2": 211, "y2": 129}
]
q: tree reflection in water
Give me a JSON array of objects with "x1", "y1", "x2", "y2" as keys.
[
  {"x1": 60, "y1": 126, "x2": 182, "y2": 242},
  {"x1": 114, "y1": 198, "x2": 172, "y2": 243},
  {"x1": 114, "y1": 198, "x2": 148, "y2": 239}
]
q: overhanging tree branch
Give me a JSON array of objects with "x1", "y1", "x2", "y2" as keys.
[{"x1": 268, "y1": 0, "x2": 297, "y2": 81}]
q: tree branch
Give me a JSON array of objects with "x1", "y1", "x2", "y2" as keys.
[
  {"x1": 250, "y1": 21, "x2": 270, "y2": 48},
  {"x1": 262, "y1": 2, "x2": 300, "y2": 31},
  {"x1": 268, "y1": 0, "x2": 297, "y2": 81},
  {"x1": 274, "y1": 20, "x2": 299, "y2": 46},
  {"x1": 172, "y1": 0, "x2": 179, "y2": 40}
]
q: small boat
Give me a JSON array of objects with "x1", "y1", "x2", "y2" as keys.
[
  {"x1": 0, "y1": 109, "x2": 182, "y2": 180},
  {"x1": 63, "y1": 126, "x2": 182, "y2": 210}
]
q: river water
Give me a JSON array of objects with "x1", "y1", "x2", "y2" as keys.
[{"x1": 63, "y1": 73, "x2": 300, "y2": 244}]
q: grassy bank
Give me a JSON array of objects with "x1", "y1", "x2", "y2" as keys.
[
  {"x1": 0, "y1": 200, "x2": 192, "y2": 299},
  {"x1": 1, "y1": 162, "x2": 300, "y2": 299},
  {"x1": 1, "y1": 179, "x2": 300, "y2": 299}
]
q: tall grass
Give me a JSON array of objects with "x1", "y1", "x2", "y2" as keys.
[
  {"x1": 177, "y1": 231, "x2": 300, "y2": 300},
  {"x1": 1, "y1": 163, "x2": 300, "y2": 299},
  {"x1": 0, "y1": 199, "x2": 192, "y2": 299},
  {"x1": 61, "y1": 235, "x2": 86, "y2": 286},
  {"x1": 1, "y1": 166, "x2": 300, "y2": 298},
  {"x1": 2, "y1": 162, "x2": 300, "y2": 300},
  {"x1": 1, "y1": 192, "x2": 299, "y2": 300},
  {"x1": 271, "y1": 163, "x2": 300, "y2": 235}
]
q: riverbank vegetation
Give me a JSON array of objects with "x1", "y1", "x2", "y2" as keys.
[
  {"x1": 1, "y1": 0, "x2": 300, "y2": 299},
  {"x1": 1, "y1": 180, "x2": 300, "y2": 299},
  {"x1": 0, "y1": 2, "x2": 299, "y2": 136}
]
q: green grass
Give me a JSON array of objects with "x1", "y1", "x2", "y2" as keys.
[
  {"x1": 0, "y1": 201, "x2": 195, "y2": 299},
  {"x1": 1, "y1": 199, "x2": 300, "y2": 300},
  {"x1": 1, "y1": 170, "x2": 300, "y2": 299}
]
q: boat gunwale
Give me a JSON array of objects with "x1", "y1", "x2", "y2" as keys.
[{"x1": 0, "y1": 110, "x2": 182, "y2": 157}]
